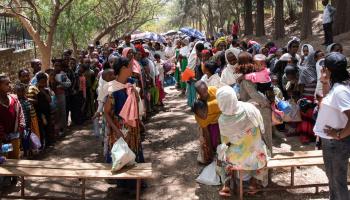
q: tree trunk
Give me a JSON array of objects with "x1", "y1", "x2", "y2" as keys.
[
  {"x1": 38, "y1": 45, "x2": 51, "y2": 69},
  {"x1": 275, "y1": 0, "x2": 285, "y2": 39},
  {"x1": 244, "y1": 0, "x2": 253, "y2": 35},
  {"x1": 256, "y1": 0, "x2": 265, "y2": 36},
  {"x1": 333, "y1": 0, "x2": 348, "y2": 35},
  {"x1": 301, "y1": 0, "x2": 313, "y2": 39},
  {"x1": 207, "y1": 0, "x2": 214, "y2": 37}
]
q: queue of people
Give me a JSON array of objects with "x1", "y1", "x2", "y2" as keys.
[
  {"x1": 0, "y1": 27, "x2": 349, "y2": 198},
  {"x1": 174, "y1": 34, "x2": 349, "y2": 198}
]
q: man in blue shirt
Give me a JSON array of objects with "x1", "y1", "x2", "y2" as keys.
[{"x1": 322, "y1": 0, "x2": 336, "y2": 46}]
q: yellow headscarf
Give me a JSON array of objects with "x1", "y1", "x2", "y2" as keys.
[{"x1": 214, "y1": 37, "x2": 227, "y2": 48}]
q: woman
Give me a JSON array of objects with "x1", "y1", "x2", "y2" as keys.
[
  {"x1": 237, "y1": 52, "x2": 272, "y2": 154},
  {"x1": 187, "y1": 42, "x2": 204, "y2": 107},
  {"x1": 217, "y1": 86, "x2": 268, "y2": 197},
  {"x1": 220, "y1": 48, "x2": 241, "y2": 86},
  {"x1": 27, "y1": 72, "x2": 53, "y2": 148},
  {"x1": 286, "y1": 37, "x2": 301, "y2": 62},
  {"x1": 214, "y1": 37, "x2": 227, "y2": 51},
  {"x1": 0, "y1": 74, "x2": 25, "y2": 160},
  {"x1": 314, "y1": 52, "x2": 350, "y2": 200},
  {"x1": 201, "y1": 61, "x2": 221, "y2": 88},
  {"x1": 299, "y1": 44, "x2": 314, "y2": 66},
  {"x1": 298, "y1": 52, "x2": 318, "y2": 143},
  {"x1": 104, "y1": 57, "x2": 144, "y2": 187}
]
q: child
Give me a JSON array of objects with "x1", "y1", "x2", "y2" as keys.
[
  {"x1": 244, "y1": 54, "x2": 273, "y2": 95},
  {"x1": 154, "y1": 54, "x2": 165, "y2": 106},
  {"x1": 15, "y1": 83, "x2": 41, "y2": 157}
]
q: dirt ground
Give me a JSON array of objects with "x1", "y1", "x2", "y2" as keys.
[{"x1": 1, "y1": 86, "x2": 337, "y2": 200}]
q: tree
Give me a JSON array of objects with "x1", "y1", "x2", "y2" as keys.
[
  {"x1": 244, "y1": 0, "x2": 253, "y2": 35},
  {"x1": 275, "y1": 0, "x2": 285, "y2": 39},
  {"x1": 256, "y1": 0, "x2": 265, "y2": 36},
  {"x1": 301, "y1": 0, "x2": 313, "y2": 39},
  {"x1": 332, "y1": 0, "x2": 350, "y2": 35},
  {"x1": 1, "y1": 0, "x2": 74, "y2": 69}
]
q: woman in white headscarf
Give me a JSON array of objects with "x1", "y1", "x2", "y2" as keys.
[
  {"x1": 299, "y1": 44, "x2": 315, "y2": 66},
  {"x1": 220, "y1": 48, "x2": 242, "y2": 86},
  {"x1": 217, "y1": 86, "x2": 268, "y2": 196}
]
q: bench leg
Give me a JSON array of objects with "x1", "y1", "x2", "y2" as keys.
[
  {"x1": 239, "y1": 171, "x2": 243, "y2": 200},
  {"x1": 20, "y1": 176, "x2": 25, "y2": 197},
  {"x1": 136, "y1": 179, "x2": 141, "y2": 200},
  {"x1": 291, "y1": 167, "x2": 295, "y2": 186},
  {"x1": 81, "y1": 179, "x2": 86, "y2": 200}
]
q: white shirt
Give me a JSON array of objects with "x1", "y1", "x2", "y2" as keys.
[
  {"x1": 315, "y1": 59, "x2": 325, "y2": 96},
  {"x1": 323, "y1": 4, "x2": 335, "y2": 24},
  {"x1": 201, "y1": 74, "x2": 222, "y2": 88},
  {"x1": 314, "y1": 83, "x2": 350, "y2": 139}
]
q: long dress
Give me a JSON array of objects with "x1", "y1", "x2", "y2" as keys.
[
  {"x1": 106, "y1": 87, "x2": 145, "y2": 188},
  {"x1": 221, "y1": 126, "x2": 268, "y2": 186},
  {"x1": 240, "y1": 80, "x2": 272, "y2": 154}
]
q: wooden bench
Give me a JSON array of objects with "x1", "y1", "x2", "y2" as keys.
[
  {"x1": 234, "y1": 150, "x2": 349, "y2": 200},
  {"x1": 0, "y1": 159, "x2": 152, "y2": 200}
]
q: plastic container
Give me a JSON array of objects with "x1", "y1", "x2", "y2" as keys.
[
  {"x1": 1, "y1": 144, "x2": 13, "y2": 153},
  {"x1": 277, "y1": 100, "x2": 292, "y2": 114}
]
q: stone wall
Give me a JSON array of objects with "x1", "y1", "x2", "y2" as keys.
[{"x1": 0, "y1": 48, "x2": 35, "y2": 81}]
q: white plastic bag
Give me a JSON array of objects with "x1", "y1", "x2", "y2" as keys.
[
  {"x1": 30, "y1": 133, "x2": 41, "y2": 149},
  {"x1": 196, "y1": 161, "x2": 221, "y2": 186},
  {"x1": 111, "y1": 138, "x2": 136, "y2": 172},
  {"x1": 216, "y1": 144, "x2": 228, "y2": 162}
]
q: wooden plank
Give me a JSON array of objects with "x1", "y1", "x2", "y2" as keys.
[
  {"x1": 0, "y1": 166, "x2": 152, "y2": 179},
  {"x1": 3, "y1": 160, "x2": 152, "y2": 171},
  {"x1": 271, "y1": 150, "x2": 323, "y2": 160},
  {"x1": 267, "y1": 157, "x2": 324, "y2": 168}
]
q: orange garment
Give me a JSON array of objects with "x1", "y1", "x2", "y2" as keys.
[{"x1": 119, "y1": 84, "x2": 139, "y2": 128}]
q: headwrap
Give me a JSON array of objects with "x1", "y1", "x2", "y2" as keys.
[
  {"x1": 122, "y1": 47, "x2": 132, "y2": 57},
  {"x1": 326, "y1": 43, "x2": 336, "y2": 53},
  {"x1": 286, "y1": 37, "x2": 300, "y2": 52},
  {"x1": 214, "y1": 37, "x2": 227, "y2": 48},
  {"x1": 121, "y1": 47, "x2": 141, "y2": 75},
  {"x1": 134, "y1": 44, "x2": 146, "y2": 58},
  {"x1": 299, "y1": 51, "x2": 317, "y2": 85},
  {"x1": 301, "y1": 44, "x2": 315, "y2": 56},
  {"x1": 220, "y1": 48, "x2": 242, "y2": 86},
  {"x1": 217, "y1": 86, "x2": 265, "y2": 142},
  {"x1": 279, "y1": 53, "x2": 292, "y2": 62},
  {"x1": 268, "y1": 47, "x2": 278, "y2": 55},
  {"x1": 188, "y1": 41, "x2": 203, "y2": 70}
]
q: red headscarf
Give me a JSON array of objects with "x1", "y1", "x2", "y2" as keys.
[{"x1": 134, "y1": 44, "x2": 146, "y2": 58}]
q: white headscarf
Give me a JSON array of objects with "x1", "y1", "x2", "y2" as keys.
[
  {"x1": 301, "y1": 44, "x2": 315, "y2": 56},
  {"x1": 220, "y1": 48, "x2": 242, "y2": 86},
  {"x1": 188, "y1": 41, "x2": 203, "y2": 70},
  {"x1": 217, "y1": 86, "x2": 265, "y2": 143},
  {"x1": 179, "y1": 38, "x2": 190, "y2": 57}
]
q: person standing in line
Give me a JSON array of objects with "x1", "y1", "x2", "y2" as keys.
[
  {"x1": 314, "y1": 52, "x2": 350, "y2": 200},
  {"x1": 231, "y1": 20, "x2": 239, "y2": 40},
  {"x1": 322, "y1": 0, "x2": 336, "y2": 46}
]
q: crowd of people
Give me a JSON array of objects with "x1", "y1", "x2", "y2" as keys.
[
  {"x1": 174, "y1": 34, "x2": 348, "y2": 197},
  {"x1": 0, "y1": 18, "x2": 349, "y2": 197}
]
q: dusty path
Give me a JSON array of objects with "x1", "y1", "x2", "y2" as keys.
[{"x1": 3, "y1": 86, "x2": 332, "y2": 200}]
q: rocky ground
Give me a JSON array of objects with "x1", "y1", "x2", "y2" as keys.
[{"x1": 2, "y1": 86, "x2": 338, "y2": 200}]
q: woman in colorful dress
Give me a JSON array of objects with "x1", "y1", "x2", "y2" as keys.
[
  {"x1": 216, "y1": 86, "x2": 268, "y2": 197},
  {"x1": 104, "y1": 57, "x2": 144, "y2": 188}
]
